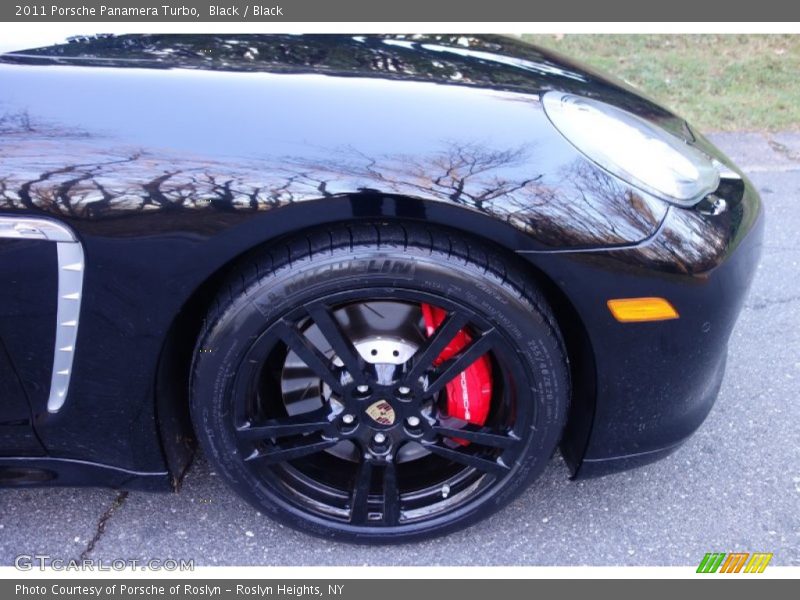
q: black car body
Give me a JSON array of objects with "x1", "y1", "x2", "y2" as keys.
[{"x1": 0, "y1": 34, "x2": 763, "y2": 540}]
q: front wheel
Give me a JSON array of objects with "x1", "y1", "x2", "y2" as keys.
[{"x1": 190, "y1": 223, "x2": 569, "y2": 543}]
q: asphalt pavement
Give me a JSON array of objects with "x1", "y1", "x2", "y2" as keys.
[{"x1": 1, "y1": 132, "x2": 798, "y2": 566}]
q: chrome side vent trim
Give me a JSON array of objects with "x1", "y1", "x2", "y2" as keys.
[
  {"x1": 50, "y1": 241, "x2": 84, "y2": 412},
  {"x1": 0, "y1": 217, "x2": 84, "y2": 413}
]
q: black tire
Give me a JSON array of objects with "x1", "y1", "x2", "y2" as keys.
[{"x1": 190, "y1": 222, "x2": 569, "y2": 543}]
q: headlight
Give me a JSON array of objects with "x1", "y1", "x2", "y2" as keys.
[{"x1": 542, "y1": 91, "x2": 719, "y2": 206}]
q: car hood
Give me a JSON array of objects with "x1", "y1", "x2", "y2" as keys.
[{"x1": 0, "y1": 33, "x2": 693, "y2": 141}]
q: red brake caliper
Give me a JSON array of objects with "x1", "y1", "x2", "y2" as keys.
[{"x1": 420, "y1": 304, "x2": 493, "y2": 440}]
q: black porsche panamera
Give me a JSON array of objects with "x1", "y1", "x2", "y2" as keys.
[{"x1": 0, "y1": 34, "x2": 763, "y2": 542}]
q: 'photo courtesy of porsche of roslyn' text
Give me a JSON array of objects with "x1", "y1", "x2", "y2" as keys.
[{"x1": 0, "y1": 0, "x2": 797, "y2": 590}]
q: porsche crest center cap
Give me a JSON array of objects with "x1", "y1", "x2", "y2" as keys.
[{"x1": 365, "y1": 400, "x2": 396, "y2": 426}]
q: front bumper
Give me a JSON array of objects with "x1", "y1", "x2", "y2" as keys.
[{"x1": 524, "y1": 174, "x2": 765, "y2": 478}]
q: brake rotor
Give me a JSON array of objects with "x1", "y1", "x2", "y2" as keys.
[
  {"x1": 280, "y1": 301, "x2": 430, "y2": 462},
  {"x1": 278, "y1": 300, "x2": 493, "y2": 460}
]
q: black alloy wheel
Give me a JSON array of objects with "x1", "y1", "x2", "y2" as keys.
[{"x1": 190, "y1": 223, "x2": 569, "y2": 542}]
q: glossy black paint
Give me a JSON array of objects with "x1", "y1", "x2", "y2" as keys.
[
  {"x1": 532, "y1": 181, "x2": 764, "y2": 475},
  {"x1": 0, "y1": 239, "x2": 54, "y2": 456},
  {"x1": 0, "y1": 34, "x2": 762, "y2": 488}
]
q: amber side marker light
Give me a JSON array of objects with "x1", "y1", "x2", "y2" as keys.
[{"x1": 607, "y1": 297, "x2": 680, "y2": 323}]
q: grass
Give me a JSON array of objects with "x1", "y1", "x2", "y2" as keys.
[{"x1": 522, "y1": 34, "x2": 800, "y2": 132}]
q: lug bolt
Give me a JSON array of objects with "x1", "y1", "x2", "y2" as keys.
[
  {"x1": 406, "y1": 416, "x2": 420, "y2": 427},
  {"x1": 342, "y1": 414, "x2": 355, "y2": 425},
  {"x1": 373, "y1": 432, "x2": 387, "y2": 444}
]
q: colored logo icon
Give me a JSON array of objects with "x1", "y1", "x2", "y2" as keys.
[{"x1": 697, "y1": 552, "x2": 773, "y2": 573}]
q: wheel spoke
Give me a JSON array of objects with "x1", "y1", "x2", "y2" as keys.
[
  {"x1": 423, "y1": 440, "x2": 509, "y2": 476},
  {"x1": 244, "y1": 436, "x2": 338, "y2": 464},
  {"x1": 405, "y1": 311, "x2": 469, "y2": 383},
  {"x1": 274, "y1": 320, "x2": 344, "y2": 395},
  {"x1": 425, "y1": 329, "x2": 498, "y2": 396},
  {"x1": 382, "y1": 460, "x2": 401, "y2": 525},
  {"x1": 306, "y1": 302, "x2": 365, "y2": 382},
  {"x1": 236, "y1": 408, "x2": 333, "y2": 441},
  {"x1": 349, "y1": 459, "x2": 373, "y2": 524},
  {"x1": 433, "y1": 425, "x2": 519, "y2": 449}
]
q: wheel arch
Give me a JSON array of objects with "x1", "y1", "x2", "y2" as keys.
[{"x1": 153, "y1": 194, "x2": 596, "y2": 486}]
